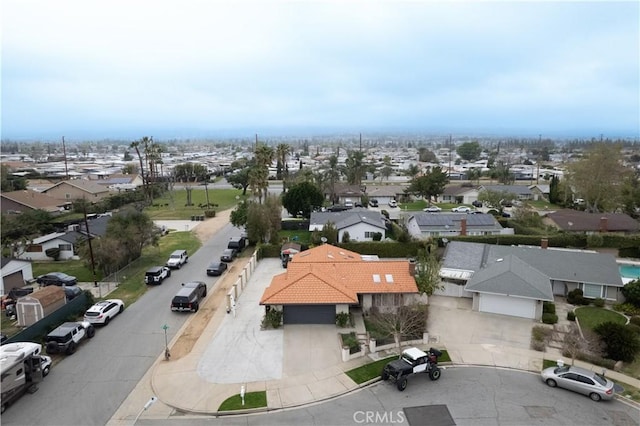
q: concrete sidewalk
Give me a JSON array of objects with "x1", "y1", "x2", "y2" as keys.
[{"x1": 108, "y1": 281, "x2": 640, "y2": 425}]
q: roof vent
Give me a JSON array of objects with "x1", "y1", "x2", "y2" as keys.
[{"x1": 496, "y1": 258, "x2": 503, "y2": 262}]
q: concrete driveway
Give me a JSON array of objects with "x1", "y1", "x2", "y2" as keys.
[
  {"x1": 427, "y1": 295, "x2": 533, "y2": 349},
  {"x1": 196, "y1": 259, "x2": 347, "y2": 384}
]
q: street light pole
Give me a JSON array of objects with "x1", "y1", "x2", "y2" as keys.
[{"x1": 162, "y1": 324, "x2": 170, "y2": 360}]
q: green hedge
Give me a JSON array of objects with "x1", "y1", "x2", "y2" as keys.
[
  {"x1": 258, "y1": 241, "x2": 429, "y2": 259},
  {"x1": 451, "y1": 233, "x2": 639, "y2": 251},
  {"x1": 542, "y1": 313, "x2": 558, "y2": 324}
]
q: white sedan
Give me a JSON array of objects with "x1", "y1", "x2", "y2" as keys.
[
  {"x1": 423, "y1": 206, "x2": 442, "y2": 212},
  {"x1": 84, "y1": 299, "x2": 125, "y2": 326},
  {"x1": 451, "y1": 206, "x2": 472, "y2": 213}
]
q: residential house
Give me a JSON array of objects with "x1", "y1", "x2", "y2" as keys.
[
  {"x1": 43, "y1": 179, "x2": 110, "y2": 202},
  {"x1": 479, "y1": 185, "x2": 533, "y2": 201},
  {"x1": 17, "y1": 231, "x2": 85, "y2": 261},
  {"x1": 438, "y1": 240, "x2": 625, "y2": 319},
  {"x1": 440, "y1": 185, "x2": 480, "y2": 205},
  {"x1": 327, "y1": 183, "x2": 364, "y2": 205},
  {"x1": 1, "y1": 258, "x2": 34, "y2": 295},
  {"x1": 309, "y1": 209, "x2": 386, "y2": 242},
  {"x1": 260, "y1": 244, "x2": 422, "y2": 324},
  {"x1": 90, "y1": 173, "x2": 144, "y2": 191},
  {"x1": 528, "y1": 184, "x2": 550, "y2": 201},
  {"x1": 0, "y1": 190, "x2": 69, "y2": 214},
  {"x1": 366, "y1": 185, "x2": 408, "y2": 205},
  {"x1": 406, "y1": 213, "x2": 505, "y2": 240},
  {"x1": 544, "y1": 210, "x2": 639, "y2": 235}
]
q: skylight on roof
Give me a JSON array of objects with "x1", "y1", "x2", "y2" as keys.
[
  {"x1": 372, "y1": 274, "x2": 381, "y2": 283},
  {"x1": 385, "y1": 274, "x2": 394, "y2": 283}
]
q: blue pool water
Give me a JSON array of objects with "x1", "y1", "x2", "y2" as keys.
[{"x1": 619, "y1": 264, "x2": 640, "y2": 279}]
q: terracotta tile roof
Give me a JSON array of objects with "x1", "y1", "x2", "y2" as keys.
[
  {"x1": 261, "y1": 244, "x2": 418, "y2": 305},
  {"x1": 290, "y1": 244, "x2": 362, "y2": 263}
]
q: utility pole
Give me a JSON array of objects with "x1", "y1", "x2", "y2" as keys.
[
  {"x1": 82, "y1": 202, "x2": 99, "y2": 288},
  {"x1": 448, "y1": 134, "x2": 452, "y2": 180},
  {"x1": 62, "y1": 136, "x2": 69, "y2": 180},
  {"x1": 536, "y1": 134, "x2": 541, "y2": 184}
]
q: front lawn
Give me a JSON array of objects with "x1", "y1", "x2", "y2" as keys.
[
  {"x1": 146, "y1": 188, "x2": 247, "y2": 220},
  {"x1": 32, "y1": 260, "x2": 105, "y2": 282},
  {"x1": 574, "y1": 306, "x2": 627, "y2": 331},
  {"x1": 218, "y1": 391, "x2": 267, "y2": 411}
]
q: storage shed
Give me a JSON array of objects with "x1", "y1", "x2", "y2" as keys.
[{"x1": 16, "y1": 286, "x2": 66, "y2": 327}]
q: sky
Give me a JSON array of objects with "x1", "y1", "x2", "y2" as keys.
[{"x1": 2, "y1": 0, "x2": 639, "y2": 141}]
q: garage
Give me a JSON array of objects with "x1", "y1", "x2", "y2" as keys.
[
  {"x1": 478, "y1": 294, "x2": 536, "y2": 319},
  {"x1": 283, "y1": 305, "x2": 336, "y2": 324}
]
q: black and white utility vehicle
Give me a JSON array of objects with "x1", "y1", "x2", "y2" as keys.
[
  {"x1": 45, "y1": 321, "x2": 95, "y2": 355},
  {"x1": 144, "y1": 266, "x2": 171, "y2": 284},
  {"x1": 381, "y1": 347, "x2": 442, "y2": 391}
]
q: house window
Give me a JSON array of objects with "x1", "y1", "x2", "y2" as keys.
[
  {"x1": 373, "y1": 294, "x2": 403, "y2": 307},
  {"x1": 582, "y1": 283, "x2": 603, "y2": 299},
  {"x1": 59, "y1": 244, "x2": 72, "y2": 251},
  {"x1": 364, "y1": 232, "x2": 376, "y2": 238},
  {"x1": 65, "y1": 193, "x2": 71, "y2": 199},
  {"x1": 27, "y1": 245, "x2": 43, "y2": 252}
]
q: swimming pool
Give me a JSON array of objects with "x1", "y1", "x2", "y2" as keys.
[{"x1": 619, "y1": 264, "x2": 640, "y2": 279}]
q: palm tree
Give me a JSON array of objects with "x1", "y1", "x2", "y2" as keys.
[
  {"x1": 276, "y1": 143, "x2": 291, "y2": 191},
  {"x1": 250, "y1": 143, "x2": 275, "y2": 203}
]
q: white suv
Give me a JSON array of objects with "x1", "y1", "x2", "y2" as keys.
[
  {"x1": 166, "y1": 250, "x2": 188, "y2": 269},
  {"x1": 84, "y1": 299, "x2": 125, "y2": 326}
]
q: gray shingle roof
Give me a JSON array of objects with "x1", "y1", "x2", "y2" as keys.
[
  {"x1": 481, "y1": 185, "x2": 532, "y2": 195},
  {"x1": 310, "y1": 209, "x2": 386, "y2": 231},
  {"x1": 413, "y1": 213, "x2": 498, "y2": 227}
]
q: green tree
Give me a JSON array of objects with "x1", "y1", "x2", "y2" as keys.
[
  {"x1": 105, "y1": 208, "x2": 160, "y2": 261},
  {"x1": 230, "y1": 200, "x2": 249, "y2": 229},
  {"x1": 281, "y1": 181, "x2": 324, "y2": 218},
  {"x1": 620, "y1": 172, "x2": 640, "y2": 218},
  {"x1": 414, "y1": 247, "x2": 442, "y2": 296},
  {"x1": 478, "y1": 189, "x2": 517, "y2": 213},
  {"x1": 548, "y1": 175, "x2": 560, "y2": 204},
  {"x1": 493, "y1": 161, "x2": 514, "y2": 185},
  {"x1": 311, "y1": 222, "x2": 338, "y2": 245},
  {"x1": 404, "y1": 164, "x2": 420, "y2": 178},
  {"x1": 621, "y1": 279, "x2": 640, "y2": 307},
  {"x1": 465, "y1": 168, "x2": 482, "y2": 184},
  {"x1": 567, "y1": 143, "x2": 632, "y2": 212},
  {"x1": 405, "y1": 166, "x2": 449, "y2": 202},
  {"x1": 594, "y1": 321, "x2": 640, "y2": 362},
  {"x1": 173, "y1": 163, "x2": 208, "y2": 182},
  {"x1": 246, "y1": 195, "x2": 281, "y2": 244},
  {"x1": 250, "y1": 144, "x2": 275, "y2": 203},
  {"x1": 379, "y1": 166, "x2": 393, "y2": 182},
  {"x1": 275, "y1": 143, "x2": 291, "y2": 185},
  {"x1": 343, "y1": 150, "x2": 366, "y2": 185},
  {"x1": 121, "y1": 163, "x2": 139, "y2": 175},
  {"x1": 227, "y1": 167, "x2": 251, "y2": 195},
  {"x1": 417, "y1": 148, "x2": 437, "y2": 163},
  {"x1": 1, "y1": 210, "x2": 54, "y2": 256},
  {"x1": 457, "y1": 141, "x2": 482, "y2": 161},
  {"x1": 1, "y1": 164, "x2": 27, "y2": 192}
]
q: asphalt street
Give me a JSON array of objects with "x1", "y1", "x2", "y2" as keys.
[
  {"x1": 138, "y1": 367, "x2": 639, "y2": 426},
  {"x1": 1, "y1": 223, "x2": 244, "y2": 426}
]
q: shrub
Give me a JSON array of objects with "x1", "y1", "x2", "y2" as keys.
[
  {"x1": 372, "y1": 232, "x2": 383, "y2": 242},
  {"x1": 342, "y1": 231, "x2": 351, "y2": 243},
  {"x1": 543, "y1": 302, "x2": 556, "y2": 314},
  {"x1": 340, "y1": 332, "x2": 361, "y2": 354},
  {"x1": 594, "y1": 321, "x2": 640, "y2": 362},
  {"x1": 530, "y1": 325, "x2": 552, "y2": 351},
  {"x1": 586, "y1": 233, "x2": 604, "y2": 248},
  {"x1": 261, "y1": 309, "x2": 283, "y2": 329},
  {"x1": 45, "y1": 247, "x2": 61, "y2": 261},
  {"x1": 613, "y1": 303, "x2": 640, "y2": 316},
  {"x1": 621, "y1": 279, "x2": 640, "y2": 308},
  {"x1": 336, "y1": 312, "x2": 352, "y2": 328},
  {"x1": 567, "y1": 288, "x2": 585, "y2": 305},
  {"x1": 627, "y1": 324, "x2": 640, "y2": 336},
  {"x1": 593, "y1": 298, "x2": 605, "y2": 308},
  {"x1": 204, "y1": 210, "x2": 216, "y2": 218},
  {"x1": 630, "y1": 316, "x2": 640, "y2": 327},
  {"x1": 542, "y1": 313, "x2": 558, "y2": 324},
  {"x1": 567, "y1": 311, "x2": 576, "y2": 321}
]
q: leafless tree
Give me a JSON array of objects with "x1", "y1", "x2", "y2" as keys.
[{"x1": 369, "y1": 303, "x2": 428, "y2": 349}]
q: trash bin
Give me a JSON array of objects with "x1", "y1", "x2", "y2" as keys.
[{"x1": 191, "y1": 215, "x2": 196, "y2": 221}]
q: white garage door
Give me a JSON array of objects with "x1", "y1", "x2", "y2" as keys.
[{"x1": 479, "y1": 294, "x2": 536, "y2": 319}]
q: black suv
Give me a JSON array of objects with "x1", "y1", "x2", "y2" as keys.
[
  {"x1": 171, "y1": 281, "x2": 207, "y2": 313},
  {"x1": 145, "y1": 266, "x2": 171, "y2": 285},
  {"x1": 227, "y1": 236, "x2": 246, "y2": 251},
  {"x1": 45, "y1": 321, "x2": 95, "y2": 355}
]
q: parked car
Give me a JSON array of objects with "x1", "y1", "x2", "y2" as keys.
[
  {"x1": 220, "y1": 248, "x2": 238, "y2": 262},
  {"x1": 144, "y1": 266, "x2": 171, "y2": 285},
  {"x1": 451, "y1": 206, "x2": 472, "y2": 213},
  {"x1": 166, "y1": 249, "x2": 188, "y2": 269},
  {"x1": 388, "y1": 200, "x2": 398, "y2": 208},
  {"x1": 36, "y1": 272, "x2": 77, "y2": 287},
  {"x1": 501, "y1": 212, "x2": 512, "y2": 218},
  {"x1": 206, "y1": 261, "x2": 228, "y2": 276},
  {"x1": 171, "y1": 281, "x2": 207, "y2": 313},
  {"x1": 541, "y1": 364, "x2": 620, "y2": 401},
  {"x1": 423, "y1": 206, "x2": 442, "y2": 212},
  {"x1": 63, "y1": 285, "x2": 82, "y2": 301},
  {"x1": 45, "y1": 321, "x2": 95, "y2": 355},
  {"x1": 369, "y1": 199, "x2": 379, "y2": 207},
  {"x1": 327, "y1": 205, "x2": 350, "y2": 212},
  {"x1": 472, "y1": 200, "x2": 483, "y2": 207},
  {"x1": 227, "y1": 236, "x2": 246, "y2": 251},
  {"x1": 354, "y1": 201, "x2": 364, "y2": 208},
  {"x1": 83, "y1": 299, "x2": 125, "y2": 326}
]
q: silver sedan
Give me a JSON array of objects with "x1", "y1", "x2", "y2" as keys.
[{"x1": 541, "y1": 364, "x2": 619, "y2": 401}]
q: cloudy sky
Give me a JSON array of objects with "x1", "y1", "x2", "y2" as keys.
[{"x1": 2, "y1": 0, "x2": 639, "y2": 140}]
